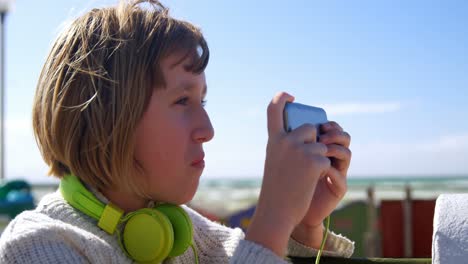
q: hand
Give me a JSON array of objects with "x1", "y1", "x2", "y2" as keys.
[
  {"x1": 245, "y1": 92, "x2": 331, "y2": 257},
  {"x1": 292, "y1": 121, "x2": 351, "y2": 247}
]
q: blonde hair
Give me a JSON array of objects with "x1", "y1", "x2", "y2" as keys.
[{"x1": 32, "y1": 0, "x2": 209, "y2": 195}]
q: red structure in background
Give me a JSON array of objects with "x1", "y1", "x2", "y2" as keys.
[
  {"x1": 380, "y1": 201, "x2": 404, "y2": 257},
  {"x1": 380, "y1": 200, "x2": 436, "y2": 257}
]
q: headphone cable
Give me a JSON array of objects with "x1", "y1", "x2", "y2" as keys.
[
  {"x1": 190, "y1": 243, "x2": 199, "y2": 264},
  {"x1": 315, "y1": 215, "x2": 330, "y2": 264}
]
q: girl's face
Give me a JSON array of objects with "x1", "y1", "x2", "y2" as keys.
[{"x1": 133, "y1": 53, "x2": 214, "y2": 205}]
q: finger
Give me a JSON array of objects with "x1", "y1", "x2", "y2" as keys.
[
  {"x1": 288, "y1": 123, "x2": 318, "y2": 144},
  {"x1": 326, "y1": 144, "x2": 351, "y2": 173},
  {"x1": 325, "y1": 167, "x2": 347, "y2": 199},
  {"x1": 303, "y1": 142, "x2": 328, "y2": 157},
  {"x1": 320, "y1": 121, "x2": 343, "y2": 134},
  {"x1": 319, "y1": 130, "x2": 351, "y2": 148},
  {"x1": 267, "y1": 92, "x2": 295, "y2": 137},
  {"x1": 325, "y1": 144, "x2": 352, "y2": 162}
]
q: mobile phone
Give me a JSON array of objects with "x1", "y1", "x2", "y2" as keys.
[{"x1": 283, "y1": 102, "x2": 328, "y2": 133}]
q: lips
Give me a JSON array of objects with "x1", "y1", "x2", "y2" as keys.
[{"x1": 191, "y1": 153, "x2": 205, "y2": 166}]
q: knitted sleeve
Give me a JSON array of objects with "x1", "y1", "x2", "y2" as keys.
[
  {"x1": 183, "y1": 206, "x2": 354, "y2": 264},
  {"x1": 230, "y1": 230, "x2": 355, "y2": 263},
  {"x1": 181, "y1": 206, "x2": 287, "y2": 263},
  {"x1": 286, "y1": 230, "x2": 355, "y2": 258}
]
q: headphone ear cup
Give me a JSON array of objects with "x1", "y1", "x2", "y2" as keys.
[
  {"x1": 122, "y1": 208, "x2": 174, "y2": 263},
  {"x1": 156, "y1": 204, "x2": 193, "y2": 257}
]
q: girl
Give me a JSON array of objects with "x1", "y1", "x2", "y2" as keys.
[{"x1": 0, "y1": 1, "x2": 354, "y2": 263}]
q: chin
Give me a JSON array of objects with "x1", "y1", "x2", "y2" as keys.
[
  {"x1": 178, "y1": 189, "x2": 198, "y2": 205},
  {"x1": 175, "y1": 183, "x2": 199, "y2": 205}
]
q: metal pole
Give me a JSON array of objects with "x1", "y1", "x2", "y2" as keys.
[{"x1": 0, "y1": 12, "x2": 4, "y2": 181}]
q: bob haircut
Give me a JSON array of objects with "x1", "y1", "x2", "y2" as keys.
[{"x1": 32, "y1": 0, "x2": 209, "y2": 196}]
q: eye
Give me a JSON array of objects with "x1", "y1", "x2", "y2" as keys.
[
  {"x1": 175, "y1": 96, "x2": 189, "y2": 105},
  {"x1": 175, "y1": 96, "x2": 207, "y2": 107}
]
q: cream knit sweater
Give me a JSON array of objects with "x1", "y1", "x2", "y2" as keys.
[{"x1": 0, "y1": 191, "x2": 354, "y2": 263}]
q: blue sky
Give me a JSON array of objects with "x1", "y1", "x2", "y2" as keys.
[{"x1": 4, "y1": 0, "x2": 468, "y2": 183}]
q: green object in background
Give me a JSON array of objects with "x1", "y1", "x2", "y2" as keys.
[
  {"x1": 329, "y1": 201, "x2": 370, "y2": 257},
  {"x1": 0, "y1": 180, "x2": 31, "y2": 200},
  {"x1": 289, "y1": 256, "x2": 431, "y2": 264},
  {"x1": 0, "y1": 179, "x2": 35, "y2": 219}
]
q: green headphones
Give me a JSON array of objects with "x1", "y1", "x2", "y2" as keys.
[{"x1": 59, "y1": 175, "x2": 194, "y2": 264}]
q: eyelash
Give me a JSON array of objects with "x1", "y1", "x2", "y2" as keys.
[{"x1": 175, "y1": 97, "x2": 207, "y2": 107}]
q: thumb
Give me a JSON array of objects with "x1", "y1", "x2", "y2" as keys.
[{"x1": 267, "y1": 92, "x2": 295, "y2": 137}]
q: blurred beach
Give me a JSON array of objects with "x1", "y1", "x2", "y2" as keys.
[
  {"x1": 189, "y1": 175, "x2": 468, "y2": 218},
  {"x1": 25, "y1": 175, "x2": 468, "y2": 219},
  {"x1": 1, "y1": 174, "x2": 468, "y2": 257}
]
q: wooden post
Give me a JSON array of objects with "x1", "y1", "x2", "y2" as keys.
[
  {"x1": 365, "y1": 185, "x2": 378, "y2": 257},
  {"x1": 403, "y1": 185, "x2": 412, "y2": 257}
]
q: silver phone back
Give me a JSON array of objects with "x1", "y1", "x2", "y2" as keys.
[{"x1": 283, "y1": 102, "x2": 328, "y2": 132}]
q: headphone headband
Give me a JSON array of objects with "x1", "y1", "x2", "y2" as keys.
[
  {"x1": 59, "y1": 174, "x2": 194, "y2": 262},
  {"x1": 60, "y1": 175, "x2": 124, "y2": 234}
]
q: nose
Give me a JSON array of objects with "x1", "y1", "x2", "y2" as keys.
[{"x1": 192, "y1": 108, "x2": 214, "y2": 144}]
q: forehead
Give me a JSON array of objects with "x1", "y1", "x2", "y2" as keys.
[{"x1": 160, "y1": 53, "x2": 207, "y2": 94}]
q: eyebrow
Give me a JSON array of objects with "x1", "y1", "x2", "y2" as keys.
[{"x1": 173, "y1": 82, "x2": 207, "y2": 97}]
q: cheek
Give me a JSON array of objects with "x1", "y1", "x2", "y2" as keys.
[
  {"x1": 156, "y1": 114, "x2": 189, "y2": 151},
  {"x1": 136, "y1": 115, "x2": 189, "y2": 168}
]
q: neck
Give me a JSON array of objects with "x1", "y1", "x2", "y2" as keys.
[{"x1": 100, "y1": 188, "x2": 148, "y2": 213}]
